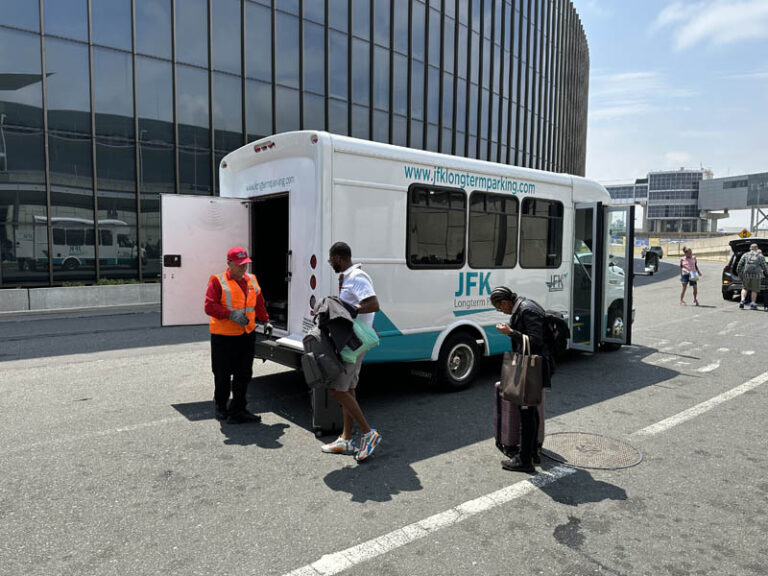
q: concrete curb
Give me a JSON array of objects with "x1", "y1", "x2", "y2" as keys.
[{"x1": 0, "y1": 283, "x2": 160, "y2": 314}]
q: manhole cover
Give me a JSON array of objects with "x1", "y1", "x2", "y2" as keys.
[{"x1": 542, "y1": 432, "x2": 642, "y2": 470}]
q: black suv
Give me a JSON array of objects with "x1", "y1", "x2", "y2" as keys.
[{"x1": 721, "y1": 237, "x2": 768, "y2": 301}]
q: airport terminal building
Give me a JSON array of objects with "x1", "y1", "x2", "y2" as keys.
[{"x1": 1, "y1": 0, "x2": 589, "y2": 287}]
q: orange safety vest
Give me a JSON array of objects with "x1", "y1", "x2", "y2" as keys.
[{"x1": 209, "y1": 272, "x2": 261, "y2": 336}]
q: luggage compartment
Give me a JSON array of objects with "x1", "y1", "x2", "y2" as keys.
[{"x1": 251, "y1": 194, "x2": 290, "y2": 330}]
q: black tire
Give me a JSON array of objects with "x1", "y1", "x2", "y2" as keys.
[
  {"x1": 433, "y1": 331, "x2": 480, "y2": 392},
  {"x1": 62, "y1": 258, "x2": 79, "y2": 271},
  {"x1": 722, "y1": 291, "x2": 733, "y2": 301},
  {"x1": 602, "y1": 307, "x2": 624, "y2": 352}
]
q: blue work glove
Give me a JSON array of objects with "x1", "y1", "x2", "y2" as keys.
[
  {"x1": 229, "y1": 310, "x2": 249, "y2": 326},
  {"x1": 264, "y1": 323, "x2": 274, "y2": 337}
]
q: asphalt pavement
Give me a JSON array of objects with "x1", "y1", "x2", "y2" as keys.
[{"x1": 2, "y1": 259, "x2": 767, "y2": 576}]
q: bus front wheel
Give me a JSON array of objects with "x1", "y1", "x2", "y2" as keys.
[{"x1": 433, "y1": 331, "x2": 480, "y2": 392}]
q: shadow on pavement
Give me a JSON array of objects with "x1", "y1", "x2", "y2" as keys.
[
  {"x1": 223, "y1": 344, "x2": 680, "y2": 502},
  {"x1": 541, "y1": 467, "x2": 628, "y2": 507}
]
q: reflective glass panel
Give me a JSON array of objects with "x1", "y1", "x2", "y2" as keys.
[
  {"x1": 303, "y1": 92, "x2": 325, "y2": 131},
  {"x1": 303, "y1": 22, "x2": 325, "y2": 95},
  {"x1": 410, "y1": 59, "x2": 424, "y2": 120},
  {"x1": 374, "y1": 0, "x2": 390, "y2": 47},
  {"x1": 136, "y1": 57, "x2": 174, "y2": 143},
  {"x1": 303, "y1": 0, "x2": 325, "y2": 24},
  {"x1": 96, "y1": 136, "x2": 138, "y2": 279},
  {"x1": 138, "y1": 141, "x2": 171, "y2": 279},
  {"x1": 275, "y1": 12, "x2": 299, "y2": 88},
  {"x1": 48, "y1": 131, "x2": 96, "y2": 282},
  {"x1": 275, "y1": 86, "x2": 300, "y2": 133},
  {"x1": 44, "y1": 0, "x2": 87, "y2": 41},
  {"x1": 176, "y1": 64, "x2": 210, "y2": 148},
  {"x1": 213, "y1": 72, "x2": 243, "y2": 153},
  {"x1": 0, "y1": 28, "x2": 43, "y2": 129},
  {"x1": 328, "y1": 98, "x2": 348, "y2": 135},
  {"x1": 92, "y1": 0, "x2": 132, "y2": 50},
  {"x1": 394, "y1": 0, "x2": 408, "y2": 53},
  {"x1": 351, "y1": 39, "x2": 370, "y2": 105},
  {"x1": 373, "y1": 109, "x2": 388, "y2": 143},
  {"x1": 352, "y1": 0, "x2": 369, "y2": 40},
  {"x1": 329, "y1": 30, "x2": 348, "y2": 100},
  {"x1": 373, "y1": 46, "x2": 389, "y2": 110},
  {"x1": 0, "y1": 127, "x2": 48, "y2": 285},
  {"x1": 45, "y1": 39, "x2": 91, "y2": 134},
  {"x1": 94, "y1": 48, "x2": 134, "y2": 138},
  {"x1": 246, "y1": 79, "x2": 272, "y2": 141},
  {"x1": 393, "y1": 53, "x2": 407, "y2": 115},
  {"x1": 178, "y1": 147, "x2": 211, "y2": 195},
  {"x1": 428, "y1": 9, "x2": 440, "y2": 67},
  {"x1": 351, "y1": 104, "x2": 369, "y2": 139},
  {"x1": 245, "y1": 2, "x2": 272, "y2": 82},
  {"x1": 5, "y1": 0, "x2": 40, "y2": 32},
  {"x1": 213, "y1": 0, "x2": 241, "y2": 74},
  {"x1": 136, "y1": 0, "x2": 172, "y2": 58},
  {"x1": 176, "y1": 0, "x2": 208, "y2": 67},
  {"x1": 411, "y1": 2, "x2": 425, "y2": 60},
  {"x1": 328, "y1": 0, "x2": 348, "y2": 32}
]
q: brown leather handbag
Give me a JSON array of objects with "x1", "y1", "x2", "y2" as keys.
[{"x1": 500, "y1": 334, "x2": 544, "y2": 406}]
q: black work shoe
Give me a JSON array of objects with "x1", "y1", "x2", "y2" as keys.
[
  {"x1": 227, "y1": 411, "x2": 262, "y2": 424},
  {"x1": 214, "y1": 409, "x2": 228, "y2": 421},
  {"x1": 501, "y1": 456, "x2": 536, "y2": 474}
]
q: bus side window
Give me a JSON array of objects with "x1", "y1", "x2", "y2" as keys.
[
  {"x1": 100, "y1": 229, "x2": 113, "y2": 246},
  {"x1": 407, "y1": 184, "x2": 466, "y2": 269},
  {"x1": 519, "y1": 198, "x2": 563, "y2": 268},
  {"x1": 52, "y1": 228, "x2": 65, "y2": 245},
  {"x1": 468, "y1": 192, "x2": 518, "y2": 268}
]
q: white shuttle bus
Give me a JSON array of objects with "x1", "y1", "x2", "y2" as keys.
[{"x1": 161, "y1": 131, "x2": 634, "y2": 390}]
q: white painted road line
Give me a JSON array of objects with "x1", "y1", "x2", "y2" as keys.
[
  {"x1": 282, "y1": 465, "x2": 576, "y2": 576},
  {"x1": 283, "y1": 370, "x2": 768, "y2": 576},
  {"x1": 632, "y1": 370, "x2": 768, "y2": 438},
  {"x1": 696, "y1": 360, "x2": 720, "y2": 373}
]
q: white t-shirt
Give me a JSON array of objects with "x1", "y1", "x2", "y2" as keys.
[{"x1": 338, "y1": 263, "x2": 376, "y2": 327}]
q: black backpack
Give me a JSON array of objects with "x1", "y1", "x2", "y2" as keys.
[{"x1": 511, "y1": 298, "x2": 570, "y2": 362}]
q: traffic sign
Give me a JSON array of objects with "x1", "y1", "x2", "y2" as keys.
[{"x1": 739, "y1": 228, "x2": 751, "y2": 238}]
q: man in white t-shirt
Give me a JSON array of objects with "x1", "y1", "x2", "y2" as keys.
[{"x1": 321, "y1": 242, "x2": 382, "y2": 462}]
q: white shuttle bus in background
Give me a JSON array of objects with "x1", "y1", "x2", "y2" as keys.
[{"x1": 161, "y1": 131, "x2": 634, "y2": 390}]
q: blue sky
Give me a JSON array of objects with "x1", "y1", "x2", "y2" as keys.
[{"x1": 572, "y1": 0, "x2": 768, "y2": 228}]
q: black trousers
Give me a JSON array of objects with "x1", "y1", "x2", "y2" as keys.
[
  {"x1": 519, "y1": 405, "x2": 540, "y2": 465},
  {"x1": 211, "y1": 331, "x2": 256, "y2": 415}
]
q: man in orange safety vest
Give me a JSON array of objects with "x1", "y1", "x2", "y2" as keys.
[{"x1": 204, "y1": 246, "x2": 272, "y2": 424}]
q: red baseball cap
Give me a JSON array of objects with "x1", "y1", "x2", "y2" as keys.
[{"x1": 227, "y1": 246, "x2": 252, "y2": 265}]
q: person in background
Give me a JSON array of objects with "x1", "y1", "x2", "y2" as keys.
[
  {"x1": 491, "y1": 286, "x2": 553, "y2": 474},
  {"x1": 321, "y1": 241, "x2": 382, "y2": 462},
  {"x1": 679, "y1": 247, "x2": 702, "y2": 306},
  {"x1": 204, "y1": 246, "x2": 272, "y2": 424},
  {"x1": 736, "y1": 243, "x2": 768, "y2": 310}
]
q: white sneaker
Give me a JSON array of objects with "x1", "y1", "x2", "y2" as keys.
[
  {"x1": 355, "y1": 429, "x2": 381, "y2": 462},
  {"x1": 321, "y1": 436, "x2": 356, "y2": 455}
]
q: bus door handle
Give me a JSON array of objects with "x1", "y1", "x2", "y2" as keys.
[{"x1": 285, "y1": 250, "x2": 292, "y2": 282}]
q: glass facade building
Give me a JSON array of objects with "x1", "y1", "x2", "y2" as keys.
[{"x1": 1, "y1": 0, "x2": 589, "y2": 287}]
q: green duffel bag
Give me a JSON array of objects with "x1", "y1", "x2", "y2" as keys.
[{"x1": 340, "y1": 318, "x2": 380, "y2": 363}]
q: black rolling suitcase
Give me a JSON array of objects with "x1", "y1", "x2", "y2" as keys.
[
  {"x1": 494, "y1": 382, "x2": 545, "y2": 456},
  {"x1": 310, "y1": 387, "x2": 343, "y2": 437}
]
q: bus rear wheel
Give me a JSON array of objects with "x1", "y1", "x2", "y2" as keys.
[
  {"x1": 432, "y1": 331, "x2": 480, "y2": 392},
  {"x1": 62, "y1": 258, "x2": 79, "y2": 271}
]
